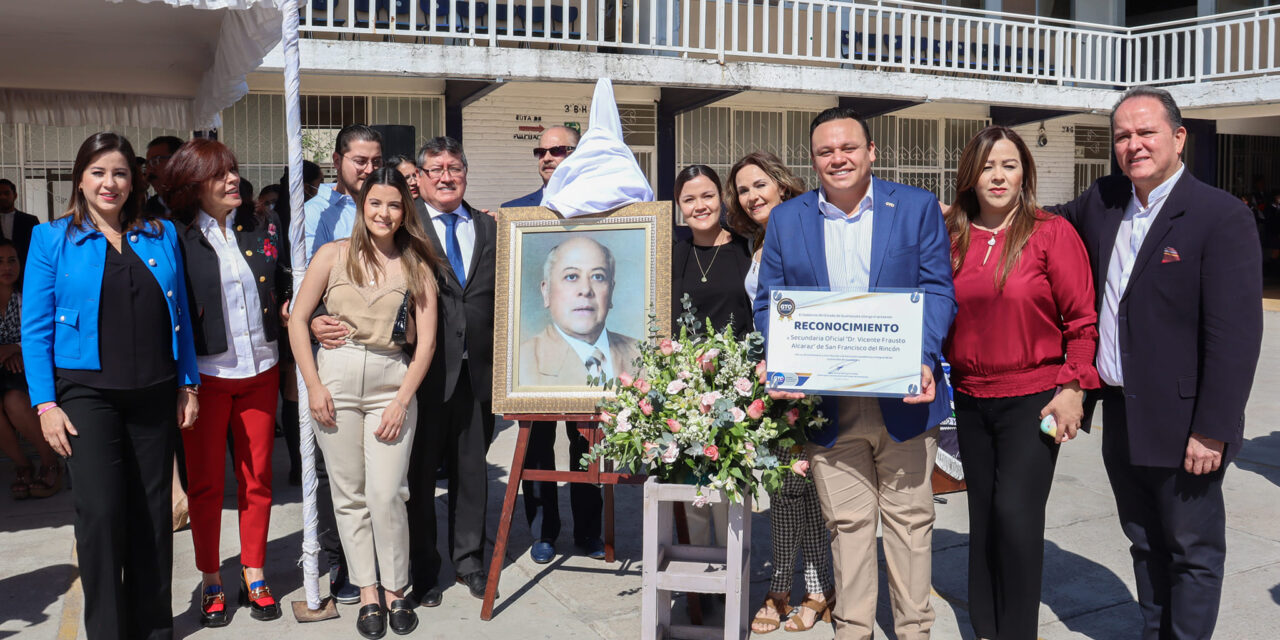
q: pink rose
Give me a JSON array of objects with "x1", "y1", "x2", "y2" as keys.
[
  {"x1": 703, "y1": 445, "x2": 719, "y2": 461},
  {"x1": 792, "y1": 460, "x2": 810, "y2": 477},
  {"x1": 700, "y1": 391, "x2": 722, "y2": 408},
  {"x1": 755, "y1": 360, "x2": 768, "y2": 384},
  {"x1": 697, "y1": 349, "x2": 719, "y2": 373},
  {"x1": 730, "y1": 407, "x2": 746, "y2": 422},
  {"x1": 639, "y1": 398, "x2": 654, "y2": 416},
  {"x1": 666, "y1": 380, "x2": 687, "y2": 394},
  {"x1": 642, "y1": 442, "x2": 658, "y2": 462},
  {"x1": 746, "y1": 399, "x2": 766, "y2": 420},
  {"x1": 618, "y1": 371, "x2": 634, "y2": 388},
  {"x1": 733, "y1": 377, "x2": 752, "y2": 395},
  {"x1": 635, "y1": 378, "x2": 651, "y2": 394},
  {"x1": 659, "y1": 339, "x2": 675, "y2": 356},
  {"x1": 599, "y1": 411, "x2": 613, "y2": 425},
  {"x1": 786, "y1": 407, "x2": 800, "y2": 426},
  {"x1": 666, "y1": 418, "x2": 682, "y2": 433}
]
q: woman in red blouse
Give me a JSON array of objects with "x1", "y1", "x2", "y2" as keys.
[{"x1": 943, "y1": 126, "x2": 1100, "y2": 640}]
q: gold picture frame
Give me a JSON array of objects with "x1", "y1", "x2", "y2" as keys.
[{"x1": 492, "y1": 202, "x2": 672, "y2": 415}]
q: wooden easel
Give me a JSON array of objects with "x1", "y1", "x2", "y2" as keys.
[{"x1": 481, "y1": 414, "x2": 648, "y2": 620}]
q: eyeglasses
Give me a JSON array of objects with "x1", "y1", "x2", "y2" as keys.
[
  {"x1": 343, "y1": 154, "x2": 383, "y2": 171},
  {"x1": 533, "y1": 145, "x2": 576, "y2": 159},
  {"x1": 423, "y1": 166, "x2": 466, "y2": 179}
]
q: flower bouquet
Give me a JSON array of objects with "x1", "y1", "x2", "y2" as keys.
[{"x1": 582, "y1": 296, "x2": 826, "y2": 504}]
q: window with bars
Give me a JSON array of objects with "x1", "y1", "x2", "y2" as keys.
[
  {"x1": 620, "y1": 103, "x2": 659, "y2": 189},
  {"x1": 868, "y1": 115, "x2": 989, "y2": 202},
  {"x1": 0, "y1": 123, "x2": 187, "y2": 222},
  {"x1": 1074, "y1": 125, "x2": 1111, "y2": 195},
  {"x1": 676, "y1": 106, "x2": 820, "y2": 191},
  {"x1": 221, "y1": 93, "x2": 445, "y2": 191}
]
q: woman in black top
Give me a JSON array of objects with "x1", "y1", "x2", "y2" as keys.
[
  {"x1": 671, "y1": 165, "x2": 752, "y2": 337},
  {"x1": 670, "y1": 165, "x2": 752, "y2": 550},
  {"x1": 24, "y1": 132, "x2": 200, "y2": 640}
]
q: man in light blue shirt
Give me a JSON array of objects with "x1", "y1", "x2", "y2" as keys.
[{"x1": 305, "y1": 124, "x2": 383, "y2": 262}]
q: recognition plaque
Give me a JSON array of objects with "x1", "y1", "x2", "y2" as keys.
[{"x1": 765, "y1": 288, "x2": 924, "y2": 397}]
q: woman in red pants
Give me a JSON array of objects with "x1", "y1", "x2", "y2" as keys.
[{"x1": 164, "y1": 139, "x2": 291, "y2": 627}]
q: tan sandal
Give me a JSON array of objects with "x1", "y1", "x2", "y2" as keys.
[
  {"x1": 751, "y1": 592, "x2": 791, "y2": 634},
  {"x1": 784, "y1": 592, "x2": 834, "y2": 632}
]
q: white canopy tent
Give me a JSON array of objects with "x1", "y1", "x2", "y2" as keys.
[{"x1": 1, "y1": 0, "x2": 327, "y2": 616}]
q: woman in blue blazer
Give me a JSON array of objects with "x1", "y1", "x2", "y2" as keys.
[{"x1": 22, "y1": 132, "x2": 200, "y2": 640}]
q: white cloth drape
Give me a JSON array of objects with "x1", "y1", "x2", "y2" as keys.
[
  {"x1": 541, "y1": 78, "x2": 655, "y2": 217},
  {"x1": 0, "y1": 89, "x2": 195, "y2": 130}
]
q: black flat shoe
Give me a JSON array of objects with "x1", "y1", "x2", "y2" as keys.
[
  {"x1": 387, "y1": 599, "x2": 418, "y2": 635},
  {"x1": 238, "y1": 569, "x2": 282, "y2": 621},
  {"x1": 414, "y1": 585, "x2": 442, "y2": 608},
  {"x1": 455, "y1": 571, "x2": 492, "y2": 600},
  {"x1": 199, "y1": 584, "x2": 229, "y2": 628},
  {"x1": 356, "y1": 603, "x2": 387, "y2": 639}
]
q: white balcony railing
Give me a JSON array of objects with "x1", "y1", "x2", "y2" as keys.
[{"x1": 297, "y1": 0, "x2": 1280, "y2": 88}]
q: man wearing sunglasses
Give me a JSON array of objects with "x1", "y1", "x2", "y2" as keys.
[
  {"x1": 498, "y1": 125, "x2": 604, "y2": 567},
  {"x1": 502, "y1": 126, "x2": 579, "y2": 209}
]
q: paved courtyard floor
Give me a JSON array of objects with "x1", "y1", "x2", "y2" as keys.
[{"x1": 3, "y1": 312, "x2": 1279, "y2": 639}]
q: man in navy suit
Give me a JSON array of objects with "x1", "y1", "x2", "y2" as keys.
[
  {"x1": 0, "y1": 179, "x2": 40, "y2": 275},
  {"x1": 499, "y1": 125, "x2": 606, "y2": 565},
  {"x1": 753, "y1": 107, "x2": 956, "y2": 640},
  {"x1": 1049, "y1": 86, "x2": 1262, "y2": 640}
]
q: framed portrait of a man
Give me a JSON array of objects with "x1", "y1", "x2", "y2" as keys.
[{"x1": 493, "y1": 202, "x2": 672, "y2": 415}]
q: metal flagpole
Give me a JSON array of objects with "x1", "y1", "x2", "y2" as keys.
[{"x1": 280, "y1": 0, "x2": 337, "y2": 622}]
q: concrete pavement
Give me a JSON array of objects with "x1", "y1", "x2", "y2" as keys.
[{"x1": 3, "y1": 311, "x2": 1279, "y2": 639}]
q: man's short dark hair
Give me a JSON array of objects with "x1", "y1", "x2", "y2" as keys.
[
  {"x1": 146, "y1": 135, "x2": 184, "y2": 154},
  {"x1": 0, "y1": 179, "x2": 14, "y2": 193},
  {"x1": 809, "y1": 107, "x2": 873, "y2": 146},
  {"x1": 334, "y1": 124, "x2": 382, "y2": 156},
  {"x1": 417, "y1": 136, "x2": 468, "y2": 169},
  {"x1": 1111, "y1": 86, "x2": 1183, "y2": 132}
]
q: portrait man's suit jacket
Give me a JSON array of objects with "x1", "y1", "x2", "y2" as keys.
[
  {"x1": 501, "y1": 187, "x2": 544, "y2": 209},
  {"x1": 1049, "y1": 171, "x2": 1262, "y2": 467},
  {"x1": 416, "y1": 199, "x2": 497, "y2": 405},
  {"x1": 752, "y1": 177, "x2": 957, "y2": 447},
  {"x1": 517, "y1": 324, "x2": 641, "y2": 387}
]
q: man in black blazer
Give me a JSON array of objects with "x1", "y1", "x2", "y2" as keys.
[
  {"x1": 0, "y1": 179, "x2": 41, "y2": 276},
  {"x1": 1049, "y1": 86, "x2": 1262, "y2": 640},
  {"x1": 406, "y1": 137, "x2": 499, "y2": 607},
  {"x1": 497, "y1": 126, "x2": 605, "y2": 565}
]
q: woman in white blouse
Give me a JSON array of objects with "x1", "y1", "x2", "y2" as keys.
[
  {"x1": 725, "y1": 151, "x2": 836, "y2": 634},
  {"x1": 165, "y1": 139, "x2": 291, "y2": 627}
]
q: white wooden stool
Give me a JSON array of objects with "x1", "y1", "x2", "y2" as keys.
[{"x1": 641, "y1": 477, "x2": 751, "y2": 640}]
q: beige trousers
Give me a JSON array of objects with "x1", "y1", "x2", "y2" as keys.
[
  {"x1": 685, "y1": 499, "x2": 730, "y2": 546},
  {"x1": 313, "y1": 342, "x2": 417, "y2": 591},
  {"x1": 805, "y1": 397, "x2": 938, "y2": 640}
]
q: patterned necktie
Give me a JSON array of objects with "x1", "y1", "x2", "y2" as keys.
[
  {"x1": 585, "y1": 347, "x2": 606, "y2": 384},
  {"x1": 441, "y1": 212, "x2": 467, "y2": 288}
]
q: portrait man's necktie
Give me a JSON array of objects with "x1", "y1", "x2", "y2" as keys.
[{"x1": 585, "y1": 347, "x2": 605, "y2": 383}]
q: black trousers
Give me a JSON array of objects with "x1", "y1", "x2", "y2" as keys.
[
  {"x1": 408, "y1": 362, "x2": 495, "y2": 587},
  {"x1": 954, "y1": 388, "x2": 1059, "y2": 640},
  {"x1": 522, "y1": 421, "x2": 602, "y2": 544},
  {"x1": 1099, "y1": 387, "x2": 1226, "y2": 640},
  {"x1": 58, "y1": 379, "x2": 177, "y2": 640}
]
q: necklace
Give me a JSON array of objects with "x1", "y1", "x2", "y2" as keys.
[
  {"x1": 692, "y1": 243, "x2": 722, "y2": 283},
  {"x1": 972, "y1": 221, "x2": 1010, "y2": 266}
]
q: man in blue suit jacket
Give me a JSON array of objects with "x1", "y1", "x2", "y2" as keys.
[
  {"x1": 500, "y1": 126, "x2": 608, "y2": 565},
  {"x1": 753, "y1": 107, "x2": 955, "y2": 640}
]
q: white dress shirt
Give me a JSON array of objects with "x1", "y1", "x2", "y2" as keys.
[
  {"x1": 195, "y1": 212, "x2": 278, "y2": 379},
  {"x1": 553, "y1": 323, "x2": 616, "y2": 382},
  {"x1": 819, "y1": 183, "x2": 876, "y2": 292},
  {"x1": 425, "y1": 201, "x2": 475, "y2": 280},
  {"x1": 1096, "y1": 164, "x2": 1185, "y2": 387}
]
